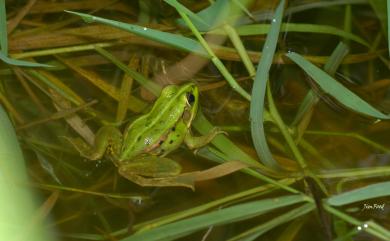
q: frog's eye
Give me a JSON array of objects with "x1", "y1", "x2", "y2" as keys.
[{"x1": 186, "y1": 92, "x2": 195, "y2": 105}]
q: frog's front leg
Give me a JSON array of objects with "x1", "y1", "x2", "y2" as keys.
[
  {"x1": 118, "y1": 156, "x2": 194, "y2": 189},
  {"x1": 184, "y1": 127, "x2": 224, "y2": 149},
  {"x1": 67, "y1": 126, "x2": 122, "y2": 160}
]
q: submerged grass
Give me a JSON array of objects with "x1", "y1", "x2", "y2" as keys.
[
  {"x1": 124, "y1": 195, "x2": 309, "y2": 241},
  {"x1": 0, "y1": 0, "x2": 389, "y2": 241},
  {"x1": 287, "y1": 52, "x2": 390, "y2": 119},
  {"x1": 213, "y1": 23, "x2": 369, "y2": 47}
]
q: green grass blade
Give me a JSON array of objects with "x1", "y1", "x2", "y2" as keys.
[
  {"x1": 94, "y1": 47, "x2": 161, "y2": 96},
  {"x1": 166, "y1": 0, "x2": 251, "y2": 100},
  {"x1": 237, "y1": 0, "x2": 367, "y2": 25},
  {"x1": 0, "y1": 0, "x2": 7, "y2": 53},
  {"x1": 369, "y1": 0, "x2": 388, "y2": 37},
  {"x1": 286, "y1": 52, "x2": 390, "y2": 119},
  {"x1": 122, "y1": 194, "x2": 308, "y2": 241},
  {"x1": 65, "y1": 11, "x2": 208, "y2": 57},
  {"x1": 232, "y1": 0, "x2": 254, "y2": 20},
  {"x1": 194, "y1": 113, "x2": 262, "y2": 167},
  {"x1": 165, "y1": 0, "x2": 211, "y2": 30},
  {"x1": 134, "y1": 180, "x2": 296, "y2": 232},
  {"x1": 228, "y1": 203, "x2": 314, "y2": 241},
  {"x1": 250, "y1": 0, "x2": 285, "y2": 170},
  {"x1": 174, "y1": 0, "x2": 253, "y2": 31},
  {"x1": 292, "y1": 42, "x2": 349, "y2": 126},
  {"x1": 27, "y1": 70, "x2": 81, "y2": 104},
  {"x1": 0, "y1": 52, "x2": 52, "y2": 67},
  {"x1": 219, "y1": 23, "x2": 369, "y2": 47},
  {"x1": 323, "y1": 42, "x2": 350, "y2": 73},
  {"x1": 325, "y1": 205, "x2": 390, "y2": 240},
  {"x1": 286, "y1": 0, "x2": 367, "y2": 15},
  {"x1": 0, "y1": 1, "x2": 51, "y2": 67},
  {"x1": 388, "y1": 0, "x2": 390, "y2": 56},
  {"x1": 223, "y1": 24, "x2": 256, "y2": 76},
  {"x1": 327, "y1": 181, "x2": 390, "y2": 206},
  {"x1": 193, "y1": 112, "x2": 299, "y2": 193}
]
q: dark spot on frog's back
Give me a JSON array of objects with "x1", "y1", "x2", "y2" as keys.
[
  {"x1": 186, "y1": 92, "x2": 195, "y2": 104},
  {"x1": 159, "y1": 140, "x2": 164, "y2": 145},
  {"x1": 171, "y1": 126, "x2": 176, "y2": 131},
  {"x1": 169, "y1": 140, "x2": 173, "y2": 144}
]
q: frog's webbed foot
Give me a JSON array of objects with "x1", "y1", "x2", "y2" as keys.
[
  {"x1": 184, "y1": 127, "x2": 226, "y2": 150},
  {"x1": 118, "y1": 156, "x2": 195, "y2": 190},
  {"x1": 65, "y1": 126, "x2": 122, "y2": 160}
]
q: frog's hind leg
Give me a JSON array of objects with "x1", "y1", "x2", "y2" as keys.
[
  {"x1": 184, "y1": 127, "x2": 225, "y2": 149},
  {"x1": 66, "y1": 126, "x2": 122, "y2": 160},
  {"x1": 118, "y1": 156, "x2": 194, "y2": 189}
]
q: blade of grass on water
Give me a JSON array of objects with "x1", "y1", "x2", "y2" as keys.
[
  {"x1": 134, "y1": 179, "x2": 296, "y2": 233},
  {"x1": 237, "y1": 0, "x2": 367, "y2": 25},
  {"x1": 174, "y1": 0, "x2": 253, "y2": 31},
  {"x1": 0, "y1": 52, "x2": 52, "y2": 67},
  {"x1": 327, "y1": 181, "x2": 390, "y2": 206},
  {"x1": 388, "y1": 0, "x2": 390, "y2": 56},
  {"x1": 123, "y1": 194, "x2": 308, "y2": 241},
  {"x1": 286, "y1": 52, "x2": 390, "y2": 119},
  {"x1": 0, "y1": 0, "x2": 7, "y2": 53},
  {"x1": 250, "y1": 0, "x2": 285, "y2": 170},
  {"x1": 193, "y1": 112, "x2": 300, "y2": 194},
  {"x1": 292, "y1": 41, "x2": 349, "y2": 131},
  {"x1": 166, "y1": 0, "x2": 251, "y2": 100},
  {"x1": 94, "y1": 46, "x2": 161, "y2": 96},
  {"x1": 325, "y1": 205, "x2": 390, "y2": 240},
  {"x1": 0, "y1": 1, "x2": 51, "y2": 67},
  {"x1": 65, "y1": 10, "x2": 208, "y2": 57},
  {"x1": 228, "y1": 203, "x2": 315, "y2": 241},
  {"x1": 165, "y1": 0, "x2": 210, "y2": 30},
  {"x1": 214, "y1": 23, "x2": 369, "y2": 47}
]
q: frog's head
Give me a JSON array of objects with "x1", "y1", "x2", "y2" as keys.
[
  {"x1": 156, "y1": 83, "x2": 199, "y2": 127},
  {"x1": 179, "y1": 83, "x2": 199, "y2": 126},
  {"x1": 160, "y1": 82, "x2": 197, "y2": 99},
  {"x1": 180, "y1": 82, "x2": 198, "y2": 104}
]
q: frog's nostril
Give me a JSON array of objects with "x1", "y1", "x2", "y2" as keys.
[{"x1": 186, "y1": 92, "x2": 195, "y2": 104}]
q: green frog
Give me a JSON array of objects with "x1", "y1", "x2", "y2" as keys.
[{"x1": 68, "y1": 83, "x2": 223, "y2": 188}]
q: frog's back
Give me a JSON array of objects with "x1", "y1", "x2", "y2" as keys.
[{"x1": 120, "y1": 85, "x2": 188, "y2": 160}]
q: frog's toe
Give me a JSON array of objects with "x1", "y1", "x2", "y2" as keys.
[{"x1": 213, "y1": 127, "x2": 228, "y2": 136}]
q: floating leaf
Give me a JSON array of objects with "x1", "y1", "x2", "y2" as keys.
[
  {"x1": 0, "y1": 1, "x2": 52, "y2": 67},
  {"x1": 213, "y1": 23, "x2": 369, "y2": 47},
  {"x1": 65, "y1": 10, "x2": 208, "y2": 57},
  {"x1": 286, "y1": 52, "x2": 390, "y2": 119},
  {"x1": 250, "y1": 0, "x2": 285, "y2": 170},
  {"x1": 174, "y1": 0, "x2": 253, "y2": 31},
  {"x1": 123, "y1": 195, "x2": 307, "y2": 241},
  {"x1": 0, "y1": 52, "x2": 52, "y2": 67},
  {"x1": 327, "y1": 181, "x2": 390, "y2": 206}
]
